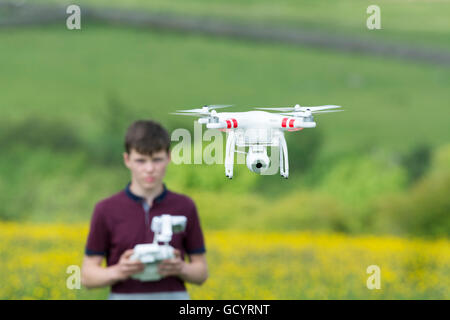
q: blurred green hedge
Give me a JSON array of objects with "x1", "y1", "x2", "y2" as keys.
[{"x1": 0, "y1": 116, "x2": 448, "y2": 238}]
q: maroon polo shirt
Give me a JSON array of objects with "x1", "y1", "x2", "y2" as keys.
[{"x1": 85, "y1": 183, "x2": 206, "y2": 294}]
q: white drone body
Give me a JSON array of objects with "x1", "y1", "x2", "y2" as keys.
[
  {"x1": 130, "y1": 214, "x2": 187, "y2": 281},
  {"x1": 172, "y1": 104, "x2": 343, "y2": 179}
]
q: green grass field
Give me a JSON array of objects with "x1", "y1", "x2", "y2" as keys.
[
  {"x1": 32, "y1": 0, "x2": 450, "y2": 50},
  {"x1": 1, "y1": 25, "x2": 449, "y2": 156}
]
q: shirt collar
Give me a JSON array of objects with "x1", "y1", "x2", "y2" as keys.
[{"x1": 125, "y1": 182, "x2": 168, "y2": 204}]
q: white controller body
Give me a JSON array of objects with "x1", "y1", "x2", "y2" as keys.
[
  {"x1": 130, "y1": 243, "x2": 175, "y2": 281},
  {"x1": 129, "y1": 214, "x2": 186, "y2": 282}
]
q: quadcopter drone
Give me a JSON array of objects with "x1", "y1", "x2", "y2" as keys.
[{"x1": 172, "y1": 104, "x2": 343, "y2": 179}]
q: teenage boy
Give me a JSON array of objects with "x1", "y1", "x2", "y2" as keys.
[{"x1": 81, "y1": 120, "x2": 208, "y2": 300}]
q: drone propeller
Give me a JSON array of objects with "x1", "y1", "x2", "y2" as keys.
[
  {"x1": 255, "y1": 104, "x2": 342, "y2": 112},
  {"x1": 279, "y1": 109, "x2": 344, "y2": 116},
  {"x1": 310, "y1": 109, "x2": 344, "y2": 114},
  {"x1": 175, "y1": 104, "x2": 233, "y2": 115},
  {"x1": 254, "y1": 107, "x2": 294, "y2": 112},
  {"x1": 170, "y1": 112, "x2": 206, "y2": 117}
]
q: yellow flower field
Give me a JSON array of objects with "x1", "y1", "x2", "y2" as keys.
[{"x1": 0, "y1": 223, "x2": 448, "y2": 299}]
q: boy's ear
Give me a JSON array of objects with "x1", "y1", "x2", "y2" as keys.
[{"x1": 123, "y1": 152, "x2": 130, "y2": 168}]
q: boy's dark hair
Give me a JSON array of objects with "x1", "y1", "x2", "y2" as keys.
[{"x1": 124, "y1": 120, "x2": 170, "y2": 155}]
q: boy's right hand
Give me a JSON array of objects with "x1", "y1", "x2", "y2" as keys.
[{"x1": 111, "y1": 249, "x2": 145, "y2": 281}]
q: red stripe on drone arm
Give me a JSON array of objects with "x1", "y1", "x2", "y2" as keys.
[
  {"x1": 281, "y1": 118, "x2": 288, "y2": 128},
  {"x1": 289, "y1": 119, "x2": 295, "y2": 128},
  {"x1": 226, "y1": 120, "x2": 232, "y2": 129},
  {"x1": 232, "y1": 118, "x2": 238, "y2": 128}
]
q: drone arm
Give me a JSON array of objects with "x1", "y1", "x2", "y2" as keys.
[
  {"x1": 281, "y1": 117, "x2": 316, "y2": 129},
  {"x1": 293, "y1": 119, "x2": 316, "y2": 128},
  {"x1": 206, "y1": 122, "x2": 227, "y2": 129}
]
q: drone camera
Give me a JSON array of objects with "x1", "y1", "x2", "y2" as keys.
[{"x1": 246, "y1": 146, "x2": 270, "y2": 173}]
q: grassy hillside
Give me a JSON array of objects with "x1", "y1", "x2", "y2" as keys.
[
  {"x1": 30, "y1": 0, "x2": 450, "y2": 50},
  {"x1": 1, "y1": 26, "x2": 448, "y2": 156}
]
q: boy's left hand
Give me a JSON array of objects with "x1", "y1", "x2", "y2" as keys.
[{"x1": 158, "y1": 249, "x2": 185, "y2": 277}]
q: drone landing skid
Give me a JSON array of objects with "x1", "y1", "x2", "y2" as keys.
[
  {"x1": 225, "y1": 131, "x2": 236, "y2": 179},
  {"x1": 279, "y1": 133, "x2": 289, "y2": 179},
  {"x1": 224, "y1": 132, "x2": 289, "y2": 179}
]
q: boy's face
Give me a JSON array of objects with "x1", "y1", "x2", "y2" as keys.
[{"x1": 123, "y1": 149, "x2": 170, "y2": 190}]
